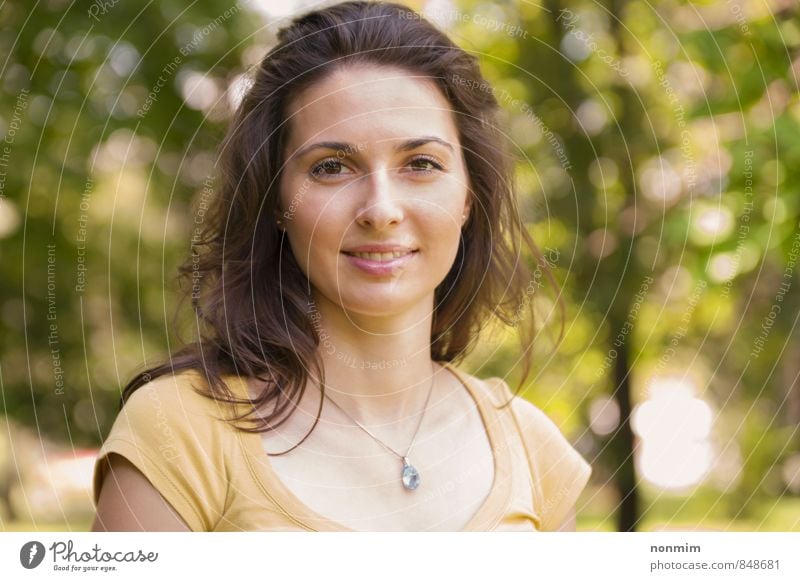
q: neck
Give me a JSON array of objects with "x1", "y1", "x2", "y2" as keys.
[{"x1": 306, "y1": 290, "x2": 444, "y2": 428}]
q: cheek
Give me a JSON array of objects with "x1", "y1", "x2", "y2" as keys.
[
  {"x1": 280, "y1": 174, "x2": 310, "y2": 219},
  {"x1": 284, "y1": 207, "x2": 343, "y2": 274},
  {"x1": 419, "y1": 210, "x2": 464, "y2": 264},
  {"x1": 422, "y1": 195, "x2": 465, "y2": 233}
]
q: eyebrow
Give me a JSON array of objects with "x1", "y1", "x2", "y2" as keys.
[{"x1": 291, "y1": 136, "x2": 454, "y2": 160}]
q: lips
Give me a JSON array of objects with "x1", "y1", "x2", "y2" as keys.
[
  {"x1": 343, "y1": 250, "x2": 416, "y2": 261},
  {"x1": 341, "y1": 243, "x2": 419, "y2": 261},
  {"x1": 341, "y1": 248, "x2": 419, "y2": 275}
]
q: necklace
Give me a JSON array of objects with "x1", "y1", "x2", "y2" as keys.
[{"x1": 318, "y1": 363, "x2": 437, "y2": 491}]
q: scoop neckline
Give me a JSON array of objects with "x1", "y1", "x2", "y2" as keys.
[{"x1": 229, "y1": 361, "x2": 512, "y2": 531}]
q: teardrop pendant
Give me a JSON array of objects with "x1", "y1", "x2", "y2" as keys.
[{"x1": 401, "y1": 456, "x2": 420, "y2": 490}]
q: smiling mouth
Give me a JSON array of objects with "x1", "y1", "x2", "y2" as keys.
[{"x1": 342, "y1": 250, "x2": 418, "y2": 261}]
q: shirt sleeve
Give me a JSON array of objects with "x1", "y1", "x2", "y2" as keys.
[
  {"x1": 92, "y1": 373, "x2": 231, "y2": 531},
  {"x1": 502, "y1": 383, "x2": 592, "y2": 531}
]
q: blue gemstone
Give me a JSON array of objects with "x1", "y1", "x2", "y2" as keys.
[{"x1": 402, "y1": 459, "x2": 420, "y2": 490}]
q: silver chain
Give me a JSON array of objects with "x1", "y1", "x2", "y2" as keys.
[{"x1": 317, "y1": 362, "x2": 437, "y2": 460}]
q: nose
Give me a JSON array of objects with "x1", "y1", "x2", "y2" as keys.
[{"x1": 354, "y1": 169, "x2": 404, "y2": 230}]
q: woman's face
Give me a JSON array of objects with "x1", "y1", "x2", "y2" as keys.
[{"x1": 279, "y1": 64, "x2": 471, "y2": 317}]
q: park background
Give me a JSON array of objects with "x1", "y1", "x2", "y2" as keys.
[{"x1": 1, "y1": 0, "x2": 799, "y2": 531}]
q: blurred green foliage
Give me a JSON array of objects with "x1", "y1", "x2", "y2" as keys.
[{"x1": 456, "y1": 0, "x2": 800, "y2": 530}]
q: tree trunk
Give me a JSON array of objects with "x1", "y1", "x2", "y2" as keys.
[{"x1": 609, "y1": 315, "x2": 639, "y2": 531}]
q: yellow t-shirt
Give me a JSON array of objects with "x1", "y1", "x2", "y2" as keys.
[{"x1": 92, "y1": 362, "x2": 591, "y2": 531}]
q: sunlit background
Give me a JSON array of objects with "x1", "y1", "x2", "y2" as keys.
[{"x1": 1, "y1": 0, "x2": 799, "y2": 531}]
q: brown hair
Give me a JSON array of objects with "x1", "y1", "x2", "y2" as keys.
[{"x1": 121, "y1": 0, "x2": 564, "y2": 453}]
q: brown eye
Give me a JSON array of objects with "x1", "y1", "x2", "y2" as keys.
[
  {"x1": 310, "y1": 159, "x2": 345, "y2": 177},
  {"x1": 407, "y1": 155, "x2": 444, "y2": 173}
]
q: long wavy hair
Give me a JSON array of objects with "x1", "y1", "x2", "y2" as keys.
[{"x1": 121, "y1": 0, "x2": 564, "y2": 453}]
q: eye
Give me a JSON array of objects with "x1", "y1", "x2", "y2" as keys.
[
  {"x1": 405, "y1": 155, "x2": 445, "y2": 174},
  {"x1": 309, "y1": 158, "x2": 353, "y2": 179}
]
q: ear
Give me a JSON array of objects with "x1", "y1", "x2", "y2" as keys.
[
  {"x1": 273, "y1": 209, "x2": 286, "y2": 231},
  {"x1": 461, "y1": 196, "x2": 472, "y2": 226}
]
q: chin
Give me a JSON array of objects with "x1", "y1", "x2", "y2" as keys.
[{"x1": 334, "y1": 289, "x2": 430, "y2": 318}]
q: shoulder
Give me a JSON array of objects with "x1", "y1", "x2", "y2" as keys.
[
  {"x1": 469, "y1": 372, "x2": 591, "y2": 484},
  {"x1": 441, "y1": 362, "x2": 511, "y2": 406},
  {"x1": 439, "y1": 362, "x2": 580, "y2": 444},
  {"x1": 443, "y1": 364, "x2": 559, "y2": 435},
  {"x1": 122, "y1": 369, "x2": 248, "y2": 423},
  {"x1": 474, "y1": 373, "x2": 565, "y2": 436},
  {"x1": 508, "y1": 392, "x2": 563, "y2": 437},
  {"x1": 103, "y1": 370, "x2": 249, "y2": 474},
  {"x1": 478, "y1": 378, "x2": 592, "y2": 531},
  {"x1": 483, "y1": 376, "x2": 581, "y2": 455},
  {"x1": 94, "y1": 370, "x2": 246, "y2": 530},
  {"x1": 103, "y1": 369, "x2": 244, "y2": 456}
]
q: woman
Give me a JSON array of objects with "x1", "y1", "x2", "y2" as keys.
[{"x1": 91, "y1": 0, "x2": 591, "y2": 532}]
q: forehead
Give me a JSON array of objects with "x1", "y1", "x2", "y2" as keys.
[{"x1": 284, "y1": 64, "x2": 460, "y2": 153}]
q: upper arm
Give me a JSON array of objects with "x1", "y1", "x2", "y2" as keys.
[
  {"x1": 91, "y1": 453, "x2": 191, "y2": 532},
  {"x1": 91, "y1": 376, "x2": 231, "y2": 531}
]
